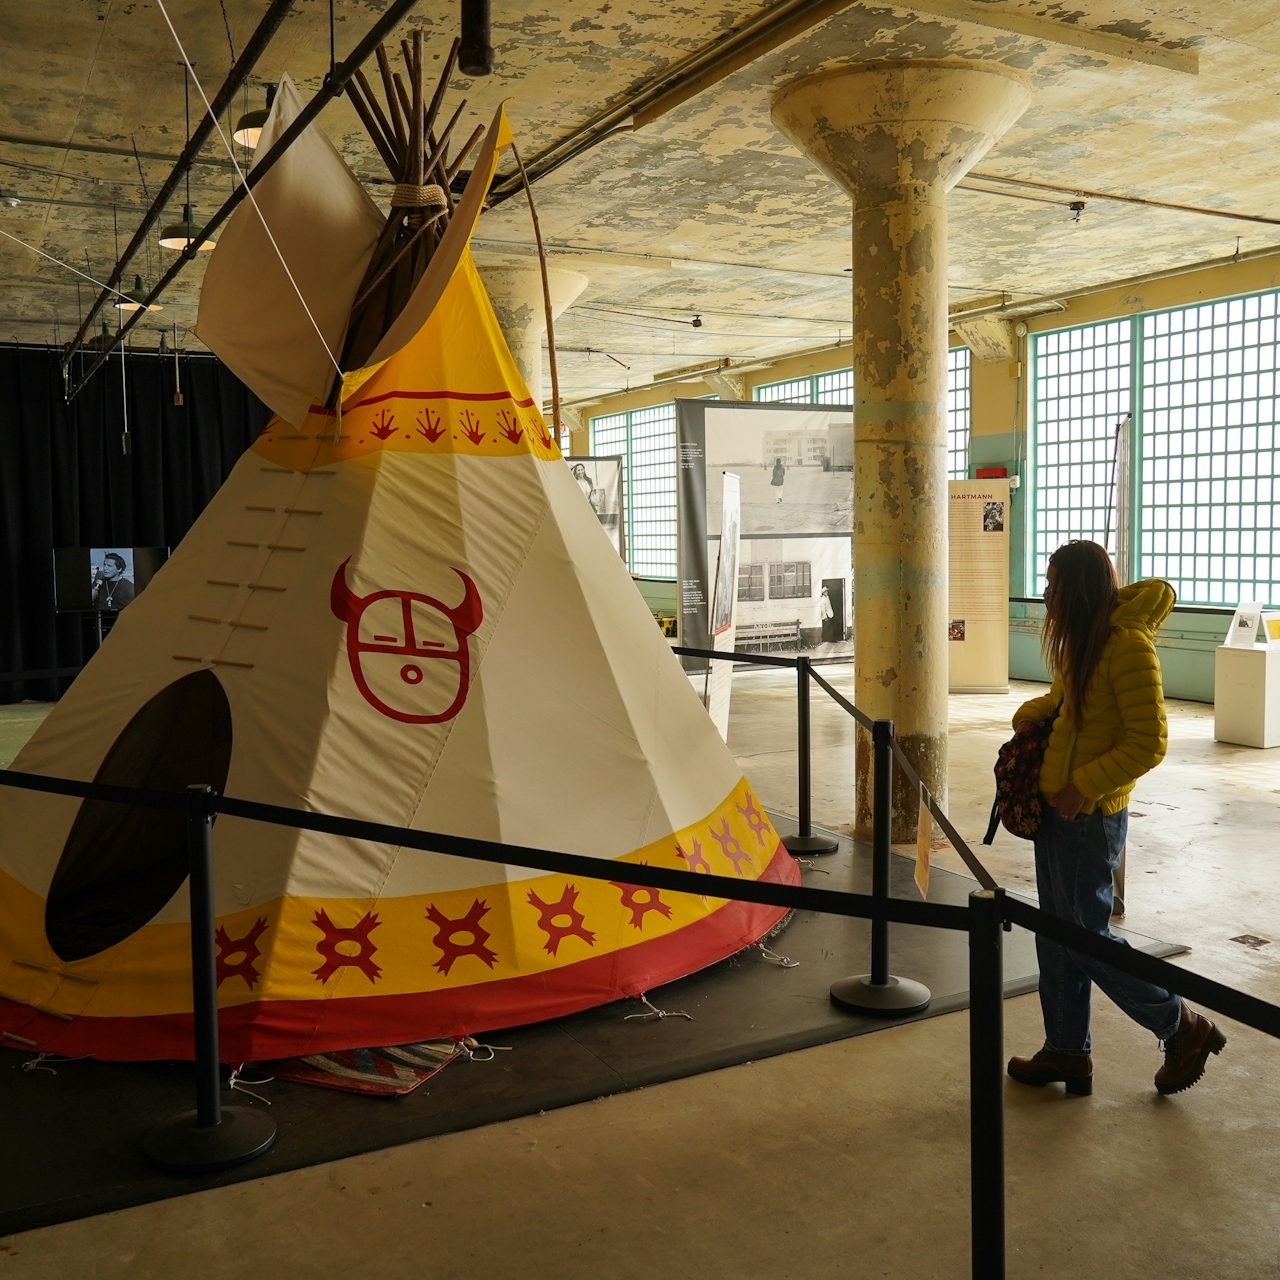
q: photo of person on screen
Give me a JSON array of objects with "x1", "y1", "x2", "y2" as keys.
[{"x1": 90, "y1": 550, "x2": 135, "y2": 611}]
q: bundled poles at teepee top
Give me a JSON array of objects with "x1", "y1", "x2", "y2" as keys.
[{"x1": 338, "y1": 30, "x2": 485, "y2": 378}]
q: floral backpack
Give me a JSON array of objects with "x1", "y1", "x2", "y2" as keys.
[{"x1": 983, "y1": 702, "x2": 1061, "y2": 843}]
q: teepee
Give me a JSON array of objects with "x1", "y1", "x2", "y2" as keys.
[{"x1": 0, "y1": 40, "x2": 795, "y2": 1062}]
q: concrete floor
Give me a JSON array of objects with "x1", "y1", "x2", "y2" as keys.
[{"x1": 2, "y1": 678, "x2": 1279, "y2": 1278}]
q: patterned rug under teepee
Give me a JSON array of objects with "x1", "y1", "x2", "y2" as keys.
[{"x1": 263, "y1": 1038, "x2": 463, "y2": 1097}]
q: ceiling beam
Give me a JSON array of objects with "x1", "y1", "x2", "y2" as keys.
[
  {"x1": 0, "y1": 132, "x2": 233, "y2": 170},
  {"x1": 898, "y1": 2, "x2": 1197, "y2": 75},
  {"x1": 633, "y1": 0, "x2": 1196, "y2": 127}
]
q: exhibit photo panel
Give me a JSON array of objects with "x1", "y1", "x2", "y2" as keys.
[
  {"x1": 565, "y1": 455, "x2": 625, "y2": 561},
  {"x1": 947, "y1": 479, "x2": 1011, "y2": 693},
  {"x1": 677, "y1": 399, "x2": 853, "y2": 661}
]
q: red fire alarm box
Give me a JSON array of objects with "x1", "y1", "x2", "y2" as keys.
[{"x1": 975, "y1": 466, "x2": 1008, "y2": 479}]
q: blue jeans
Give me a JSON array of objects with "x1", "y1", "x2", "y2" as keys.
[{"x1": 1033, "y1": 807, "x2": 1182, "y2": 1054}]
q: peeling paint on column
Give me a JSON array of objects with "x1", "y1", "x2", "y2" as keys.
[
  {"x1": 772, "y1": 59, "x2": 1030, "y2": 838},
  {"x1": 477, "y1": 263, "x2": 588, "y2": 408}
]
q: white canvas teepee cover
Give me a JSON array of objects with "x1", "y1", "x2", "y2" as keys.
[
  {"x1": 193, "y1": 73, "x2": 384, "y2": 428},
  {"x1": 0, "y1": 106, "x2": 796, "y2": 1061}
]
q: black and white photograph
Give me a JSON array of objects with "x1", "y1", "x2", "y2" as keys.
[
  {"x1": 983, "y1": 501, "x2": 1005, "y2": 533},
  {"x1": 702, "y1": 406, "x2": 853, "y2": 537},
  {"x1": 565, "y1": 456, "x2": 624, "y2": 560},
  {"x1": 89, "y1": 548, "x2": 135, "y2": 611},
  {"x1": 677, "y1": 400, "x2": 853, "y2": 659}
]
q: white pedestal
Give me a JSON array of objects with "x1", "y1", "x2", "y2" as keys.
[{"x1": 1215, "y1": 645, "x2": 1280, "y2": 748}]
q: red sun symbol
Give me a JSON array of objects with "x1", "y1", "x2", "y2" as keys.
[
  {"x1": 527, "y1": 884, "x2": 596, "y2": 957},
  {"x1": 710, "y1": 819, "x2": 752, "y2": 876},
  {"x1": 735, "y1": 794, "x2": 772, "y2": 848},
  {"x1": 676, "y1": 838, "x2": 711, "y2": 900},
  {"x1": 676, "y1": 838, "x2": 710, "y2": 875},
  {"x1": 426, "y1": 899, "x2": 499, "y2": 975},
  {"x1": 611, "y1": 876, "x2": 673, "y2": 930},
  {"x1": 331, "y1": 558, "x2": 483, "y2": 724},
  {"x1": 215, "y1": 917, "x2": 268, "y2": 989},
  {"x1": 312, "y1": 909, "x2": 383, "y2": 984}
]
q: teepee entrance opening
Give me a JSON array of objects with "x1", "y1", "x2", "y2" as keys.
[{"x1": 45, "y1": 670, "x2": 233, "y2": 962}]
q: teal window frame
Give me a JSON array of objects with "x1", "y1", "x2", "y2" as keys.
[
  {"x1": 947, "y1": 346, "x2": 972, "y2": 479},
  {"x1": 1030, "y1": 286, "x2": 1280, "y2": 607},
  {"x1": 588, "y1": 402, "x2": 678, "y2": 579},
  {"x1": 753, "y1": 368, "x2": 854, "y2": 405}
]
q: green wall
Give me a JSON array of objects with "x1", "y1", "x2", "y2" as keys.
[{"x1": 1010, "y1": 600, "x2": 1230, "y2": 703}]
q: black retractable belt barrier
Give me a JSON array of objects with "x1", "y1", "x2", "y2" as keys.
[
  {"x1": 780, "y1": 656, "x2": 838, "y2": 856},
  {"x1": 828, "y1": 719, "x2": 932, "y2": 1014},
  {"x1": 968, "y1": 889, "x2": 1006, "y2": 1280},
  {"x1": 670, "y1": 645, "x2": 836, "y2": 855},
  {"x1": 10, "y1": 758, "x2": 1280, "y2": 1277},
  {"x1": 141, "y1": 785, "x2": 276, "y2": 1174}
]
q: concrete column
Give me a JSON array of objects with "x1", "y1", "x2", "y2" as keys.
[
  {"x1": 479, "y1": 263, "x2": 587, "y2": 410},
  {"x1": 772, "y1": 60, "x2": 1030, "y2": 837}
]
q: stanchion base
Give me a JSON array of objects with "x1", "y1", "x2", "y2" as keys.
[
  {"x1": 782, "y1": 832, "x2": 839, "y2": 856},
  {"x1": 143, "y1": 1103, "x2": 277, "y2": 1174},
  {"x1": 830, "y1": 974, "x2": 932, "y2": 1016}
]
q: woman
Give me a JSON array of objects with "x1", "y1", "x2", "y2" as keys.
[
  {"x1": 1007, "y1": 540, "x2": 1225, "y2": 1097},
  {"x1": 770, "y1": 456, "x2": 786, "y2": 503}
]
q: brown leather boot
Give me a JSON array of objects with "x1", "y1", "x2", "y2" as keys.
[
  {"x1": 1007, "y1": 1048, "x2": 1093, "y2": 1096},
  {"x1": 1155, "y1": 1004, "x2": 1226, "y2": 1095}
]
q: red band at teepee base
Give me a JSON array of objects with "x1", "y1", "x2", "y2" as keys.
[{"x1": 0, "y1": 844, "x2": 796, "y2": 1063}]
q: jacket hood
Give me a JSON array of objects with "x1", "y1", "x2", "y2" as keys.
[{"x1": 1111, "y1": 578, "x2": 1175, "y2": 633}]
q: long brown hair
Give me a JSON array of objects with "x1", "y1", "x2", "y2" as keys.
[{"x1": 1041, "y1": 540, "x2": 1118, "y2": 724}]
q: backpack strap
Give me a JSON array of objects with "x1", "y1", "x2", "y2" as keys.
[{"x1": 982, "y1": 798, "x2": 1001, "y2": 846}]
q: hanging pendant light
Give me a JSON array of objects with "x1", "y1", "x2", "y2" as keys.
[
  {"x1": 160, "y1": 66, "x2": 216, "y2": 251},
  {"x1": 233, "y1": 83, "x2": 277, "y2": 149},
  {"x1": 115, "y1": 274, "x2": 163, "y2": 312},
  {"x1": 159, "y1": 203, "x2": 216, "y2": 251}
]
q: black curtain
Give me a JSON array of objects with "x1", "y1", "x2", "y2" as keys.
[{"x1": 0, "y1": 345, "x2": 271, "y2": 705}]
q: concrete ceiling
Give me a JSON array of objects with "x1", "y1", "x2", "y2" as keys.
[{"x1": 1, "y1": 1, "x2": 1277, "y2": 406}]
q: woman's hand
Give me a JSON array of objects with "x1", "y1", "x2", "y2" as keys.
[{"x1": 1054, "y1": 782, "x2": 1086, "y2": 820}]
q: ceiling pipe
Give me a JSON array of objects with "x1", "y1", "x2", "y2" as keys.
[
  {"x1": 946, "y1": 240, "x2": 1280, "y2": 325},
  {"x1": 62, "y1": 0, "x2": 297, "y2": 371},
  {"x1": 458, "y1": 0, "x2": 493, "y2": 76},
  {"x1": 965, "y1": 170, "x2": 1280, "y2": 228},
  {"x1": 65, "y1": 0, "x2": 425, "y2": 402}
]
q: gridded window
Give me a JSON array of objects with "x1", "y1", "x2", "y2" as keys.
[
  {"x1": 754, "y1": 368, "x2": 854, "y2": 404},
  {"x1": 947, "y1": 347, "x2": 972, "y2": 479},
  {"x1": 590, "y1": 411, "x2": 627, "y2": 459},
  {"x1": 1140, "y1": 292, "x2": 1280, "y2": 607},
  {"x1": 590, "y1": 404, "x2": 677, "y2": 578},
  {"x1": 737, "y1": 562, "x2": 765, "y2": 601},
  {"x1": 1031, "y1": 320, "x2": 1132, "y2": 592},
  {"x1": 753, "y1": 377, "x2": 812, "y2": 403},
  {"x1": 769, "y1": 561, "x2": 811, "y2": 599},
  {"x1": 815, "y1": 369, "x2": 853, "y2": 404}
]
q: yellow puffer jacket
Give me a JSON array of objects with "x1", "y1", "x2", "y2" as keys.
[{"x1": 1013, "y1": 579, "x2": 1175, "y2": 816}]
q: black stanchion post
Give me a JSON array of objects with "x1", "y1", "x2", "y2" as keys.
[
  {"x1": 829, "y1": 719, "x2": 932, "y2": 1014},
  {"x1": 781, "y1": 655, "x2": 838, "y2": 856},
  {"x1": 143, "y1": 785, "x2": 277, "y2": 1174},
  {"x1": 870, "y1": 717, "x2": 891, "y2": 986},
  {"x1": 968, "y1": 888, "x2": 1006, "y2": 1280}
]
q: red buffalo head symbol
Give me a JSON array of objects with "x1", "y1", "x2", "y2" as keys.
[{"x1": 330, "y1": 558, "x2": 483, "y2": 724}]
